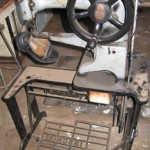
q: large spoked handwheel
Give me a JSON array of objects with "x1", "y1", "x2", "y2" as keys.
[{"x1": 67, "y1": 0, "x2": 134, "y2": 44}]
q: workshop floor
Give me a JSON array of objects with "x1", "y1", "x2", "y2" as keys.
[{"x1": 0, "y1": 8, "x2": 150, "y2": 150}]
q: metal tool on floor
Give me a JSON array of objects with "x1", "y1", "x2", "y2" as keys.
[{"x1": 2, "y1": 0, "x2": 149, "y2": 150}]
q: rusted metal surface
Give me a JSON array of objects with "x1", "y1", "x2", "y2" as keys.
[
  {"x1": 2, "y1": 61, "x2": 148, "y2": 150},
  {"x1": 3, "y1": 54, "x2": 149, "y2": 103},
  {"x1": 128, "y1": 56, "x2": 149, "y2": 103},
  {"x1": 29, "y1": 37, "x2": 50, "y2": 57},
  {"x1": 3, "y1": 66, "x2": 76, "y2": 99},
  {"x1": 74, "y1": 54, "x2": 149, "y2": 103},
  {"x1": 38, "y1": 120, "x2": 111, "y2": 150},
  {"x1": 129, "y1": 69, "x2": 149, "y2": 103},
  {"x1": 27, "y1": 83, "x2": 87, "y2": 102}
]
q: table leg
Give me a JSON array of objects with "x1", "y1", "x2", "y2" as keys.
[
  {"x1": 124, "y1": 103, "x2": 142, "y2": 150},
  {"x1": 6, "y1": 97, "x2": 27, "y2": 140}
]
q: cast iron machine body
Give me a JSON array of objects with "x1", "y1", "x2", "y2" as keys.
[{"x1": 2, "y1": 0, "x2": 149, "y2": 150}]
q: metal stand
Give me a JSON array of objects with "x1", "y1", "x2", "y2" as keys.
[{"x1": 2, "y1": 52, "x2": 149, "y2": 150}]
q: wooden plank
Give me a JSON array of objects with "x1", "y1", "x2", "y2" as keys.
[{"x1": 0, "y1": 0, "x2": 15, "y2": 22}]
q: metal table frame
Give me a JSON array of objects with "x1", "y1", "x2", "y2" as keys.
[{"x1": 2, "y1": 53, "x2": 149, "y2": 150}]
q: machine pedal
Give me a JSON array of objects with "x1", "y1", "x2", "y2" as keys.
[{"x1": 37, "y1": 120, "x2": 112, "y2": 150}]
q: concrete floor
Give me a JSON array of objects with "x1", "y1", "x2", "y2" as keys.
[{"x1": 0, "y1": 8, "x2": 150, "y2": 150}]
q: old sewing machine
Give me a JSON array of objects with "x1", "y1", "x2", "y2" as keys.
[{"x1": 2, "y1": 0, "x2": 149, "y2": 150}]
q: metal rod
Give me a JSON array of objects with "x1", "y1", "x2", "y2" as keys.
[
  {"x1": 25, "y1": 86, "x2": 33, "y2": 131},
  {"x1": 6, "y1": 17, "x2": 14, "y2": 39},
  {"x1": 5, "y1": 17, "x2": 23, "y2": 69},
  {"x1": 12, "y1": 11, "x2": 19, "y2": 34},
  {"x1": 112, "y1": 96, "x2": 117, "y2": 126},
  {"x1": 0, "y1": 29, "x2": 22, "y2": 69},
  {"x1": 128, "y1": 0, "x2": 139, "y2": 83},
  {"x1": 125, "y1": 103, "x2": 142, "y2": 150},
  {"x1": 0, "y1": 69, "x2": 7, "y2": 90}
]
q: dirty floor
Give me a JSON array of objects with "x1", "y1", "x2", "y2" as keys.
[{"x1": 0, "y1": 8, "x2": 150, "y2": 150}]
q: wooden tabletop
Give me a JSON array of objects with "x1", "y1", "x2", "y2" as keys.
[
  {"x1": 0, "y1": 0, "x2": 15, "y2": 23},
  {"x1": 0, "y1": 0, "x2": 14, "y2": 12}
]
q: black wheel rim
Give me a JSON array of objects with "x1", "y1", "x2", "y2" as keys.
[{"x1": 67, "y1": 0, "x2": 134, "y2": 44}]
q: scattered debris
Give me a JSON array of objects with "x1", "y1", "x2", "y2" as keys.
[
  {"x1": 142, "y1": 108, "x2": 150, "y2": 118},
  {"x1": 22, "y1": 115, "x2": 26, "y2": 119},
  {"x1": 103, "y1": 109, "x2": 111, "y2": 114},
  {"x1": 142, "y1": 145, "x2": 148, "y2": 148}
]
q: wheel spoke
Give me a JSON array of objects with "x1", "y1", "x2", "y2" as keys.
[
  {"x1": 109, "y1": 17, "x2": 123, "y2": 29},
  {"x1": 107, "y1": 0, "x2": 119, "y2": 6},
  {"x1": 74, "y1": 11, "x2": 89, "y2": 19},
  {"x1": 93, "y1": 23, "x2": 102, "y2": 37},
  {"x1": 89, "y1": 0, "x2": 96, "y2": 4}
]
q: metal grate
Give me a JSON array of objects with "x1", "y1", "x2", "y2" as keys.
[{"x1": 38, "y1": 120, "x2": 112, "y2": 150}]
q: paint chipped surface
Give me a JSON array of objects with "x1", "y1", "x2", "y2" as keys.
[
  {"x1": 3, "y1": 66, "x2": 76, "y2": 99},
  {"x1": 130, "y1": 71, "x2": 149, "y2": 102}
]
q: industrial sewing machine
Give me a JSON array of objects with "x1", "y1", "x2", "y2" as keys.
[
  {"x1": 16, "y1": 0, "x2": 135, "y2": 79},
  {"x1": 2, "y1": 0, "x2": 149, "y2": 150}
]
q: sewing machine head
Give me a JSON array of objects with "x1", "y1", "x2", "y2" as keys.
[
  {"x1": 67, "y1": 0, "x2": 134, "y2": 80},
  {"x1": 15, "y1": 0, "x2": 135, "y2": 80}
]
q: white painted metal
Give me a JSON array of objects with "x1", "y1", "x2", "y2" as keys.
[
  {"x1": 50, "y1": 32, "x2": 128, "y2": 79},
  {"x1": 18, "y1": 0, "x2": 90, "y2": 20},
  {"x1": 79, "y1": 44, "x2": 128, "y2": 79},
  {"x1": 32, "y1": 0, "x2": 90, "y2": 15},
  {"x1": 50, "y1": 33, "x2": 87, "y2": 48},
  {"x1": 16, "y1": 0, "x2": 33, "y2": 21},
  {"x1": 18, "y1": 0, "x2": 127, "y2": 44}
]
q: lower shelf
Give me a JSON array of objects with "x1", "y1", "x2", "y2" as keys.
[{"x1": 37, "y1": 120, "x2": 112, "y2": 150}]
